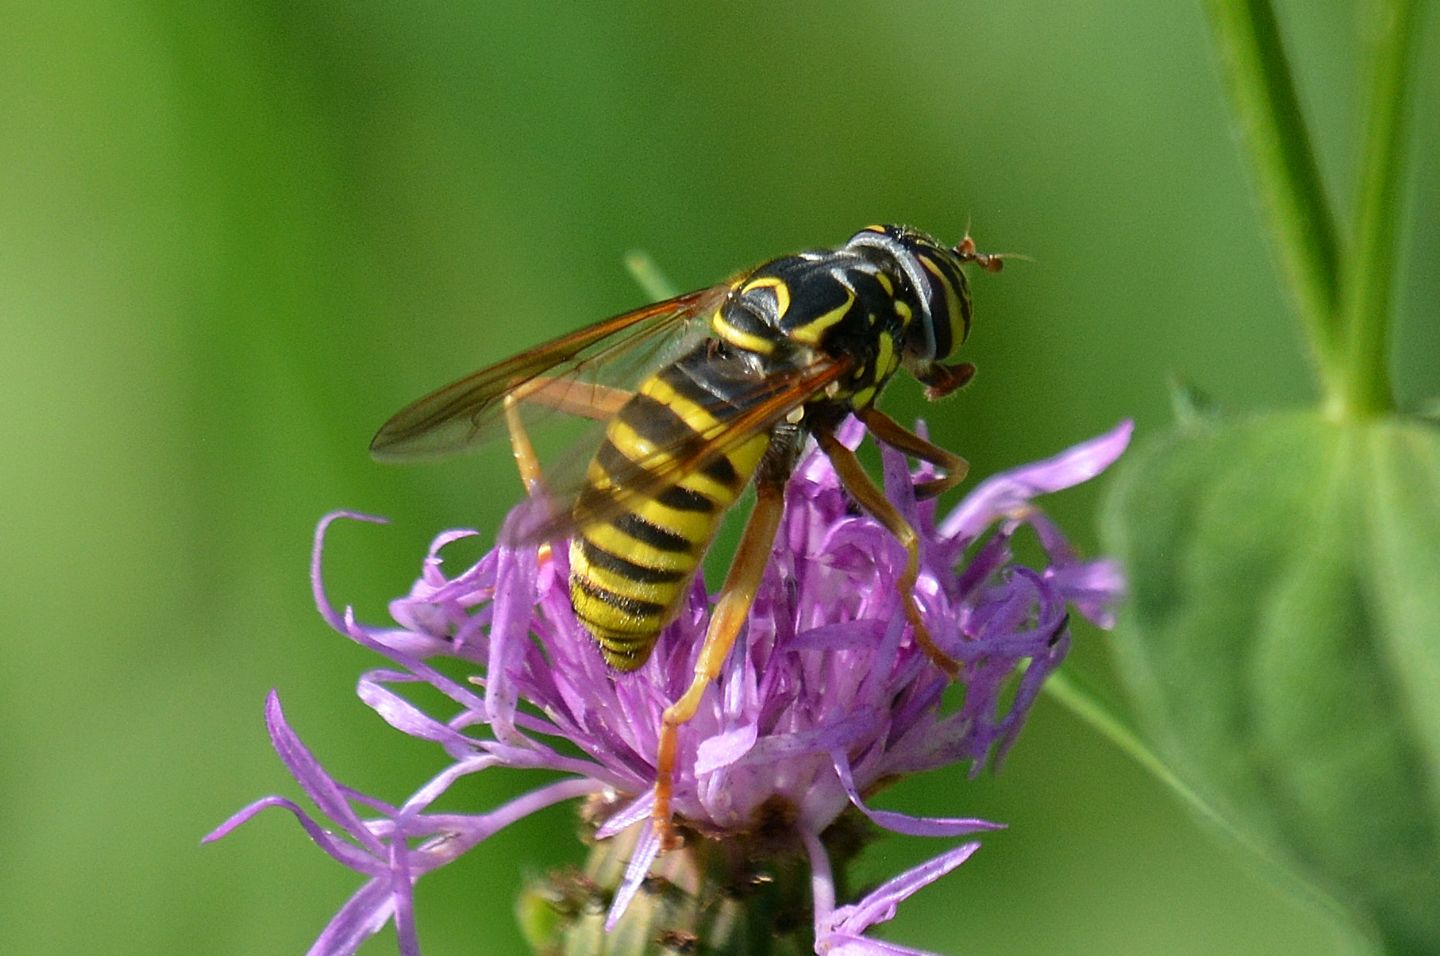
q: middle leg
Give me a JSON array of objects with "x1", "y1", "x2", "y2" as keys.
[
  {"x1": 815, "y1": 426, "x2": 959, "y2": 678},
  {"x1": 855, "y1": 406, "x2": 969, "y2": 500}
]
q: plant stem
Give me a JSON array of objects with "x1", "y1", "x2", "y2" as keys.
[
  {"x1": 1205, "y1": 0, "x2": 1343, "y2": 390},
  {"x1": 1045, "y1": 669, "x2": 1369, "y2": 942},
  {"x1": 624, "y1": 250, "x2": 679, "y2": 301},
  {"x1": 1045, "y1": 670, "x2": 1218, "y2": 826},
  {"x1": 1331, "y1": 0, "x2": 1422, "y2": 420}
]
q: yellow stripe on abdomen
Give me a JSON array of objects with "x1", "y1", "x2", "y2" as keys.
[{"x1": 569, "y1": 372, "x2": 771, "y2": 671}]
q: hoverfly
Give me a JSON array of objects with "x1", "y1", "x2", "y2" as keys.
[{"x1": 371, "y1": 224, "x2": 1003, "y2": 848}]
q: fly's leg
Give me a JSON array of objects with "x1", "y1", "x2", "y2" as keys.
[
  {"x1": 503, "y1": 396, "x2": 548, "y2": 496},
  {"x1": 856, "y1": 406, "x2": 969, "y2": 500},
  {"x1": 507, "y1": 376, "x2": 632, "y2": 420},
  {"x1": 503, "y1": 377, "x2": 635, "y2": 556},
  {"x1": 816, "y1": 427, "x2": 959, "y2": 678},
  {"x1": 503, "y1": 376, "x2": 634, "y2": 490},
  {"x1": 653, "y1": 471, "x2": 787, "y2": 850},
  {"x1": 916, "y1": 360, "x2": 976, "y2": 402}
]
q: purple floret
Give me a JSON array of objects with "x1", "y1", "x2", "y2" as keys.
[{"x1": 208, "y1": 419, "x2": 1131, "y2": 955}]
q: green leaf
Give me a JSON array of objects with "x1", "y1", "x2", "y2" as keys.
[{"x1": 1101, "y1": 412, "x2": 1440, "y2": 951}]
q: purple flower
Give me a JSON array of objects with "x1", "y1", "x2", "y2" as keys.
[{"x1": 208, "y1": 420, "x2": 1131, "y2": 955}]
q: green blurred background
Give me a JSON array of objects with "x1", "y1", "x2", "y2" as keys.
[{"x1": 4, "y1": 2, "x2": 1436, "y2": 953}]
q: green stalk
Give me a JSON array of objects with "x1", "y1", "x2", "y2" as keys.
[
  {"x1": 1044, "y1": 671, "x2": 1206, "y2": 820},
  {"x1": 625, "y1": 249, "x2": 679, "y2": 301},
  {"x1": 1205, "y1": 0, "x2": 1343, "y2": 391},
  {"x1": 1045, "y1": 669, "x2": 1369, "y2": 943},
  {"x1": 1331, "y1": 0, "x2": 1422, "y2": 420}
]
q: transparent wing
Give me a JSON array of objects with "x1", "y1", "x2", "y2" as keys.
[
  {"x1": 508, "y1": 353, "x2": 855, "y2": 546},
  {"x1": 370, "y1": 284, "x2": 732, "y2": 462}
]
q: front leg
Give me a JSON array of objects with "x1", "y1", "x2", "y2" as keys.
[{"x1": 855, "y1": 406, "x2": 969, "y2": 500}]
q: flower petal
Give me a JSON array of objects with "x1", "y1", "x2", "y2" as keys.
[
  {"x1": 264, "y1": 692, "x2": 385, "y2": 855},
  {"x1": 694, "y1": 722, "x2": 759, "y2": 775},
  {"x1": 311, "y1": 511, "x2": 389, "y2": 634},
  {"x1": 604, "y1": 823, "x2": 662, "y2": 931},
  {"x1": 308, "y1": 878, "x2": 399, "y2": 956},
  {"x1": 825, "y1": 752, "x2": 1003, "y2": 838},
  {"x1": 818, "y1": 842, "x2": 981, "y2": 954},
  {"x1": 940, "y1": 420, "x2": 1132, "y2": 542},
  {"x1": 203, "y1": 795, "x2": 380, "y2": 874}
]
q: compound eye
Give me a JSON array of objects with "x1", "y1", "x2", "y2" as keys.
[
  {"x1": 943, "y1": 282, "x2": 973, "y2": 357},
  {"x1": 915, "y1": 254, "x2": 971, "y2": 360}
]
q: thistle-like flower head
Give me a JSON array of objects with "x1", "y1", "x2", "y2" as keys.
[{"x1": 208, "y1": 420, "x2": 1131, "y2": 955}]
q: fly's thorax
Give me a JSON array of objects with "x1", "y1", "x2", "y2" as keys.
[{"x1": 712, "y1": 249, "x2": 914, "y2": 412}]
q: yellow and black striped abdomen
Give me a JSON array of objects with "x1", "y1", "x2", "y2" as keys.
[{"x1": 569, "y1": 356, "x2": 771, "y2": 671}]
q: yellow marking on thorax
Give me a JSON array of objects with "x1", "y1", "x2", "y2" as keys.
[
  {"x1": 875, "y1": 333, "x2": 895, "y2": 379},
  {"x1": 710, "y1": 313, "x2": 776, "y2": 355},
  {"x1": 741, "y1": 275, "x2": 790, "y2": 318},
  {"x1": 788, "y1": 288, "x2": 855, "y2": 346}
]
